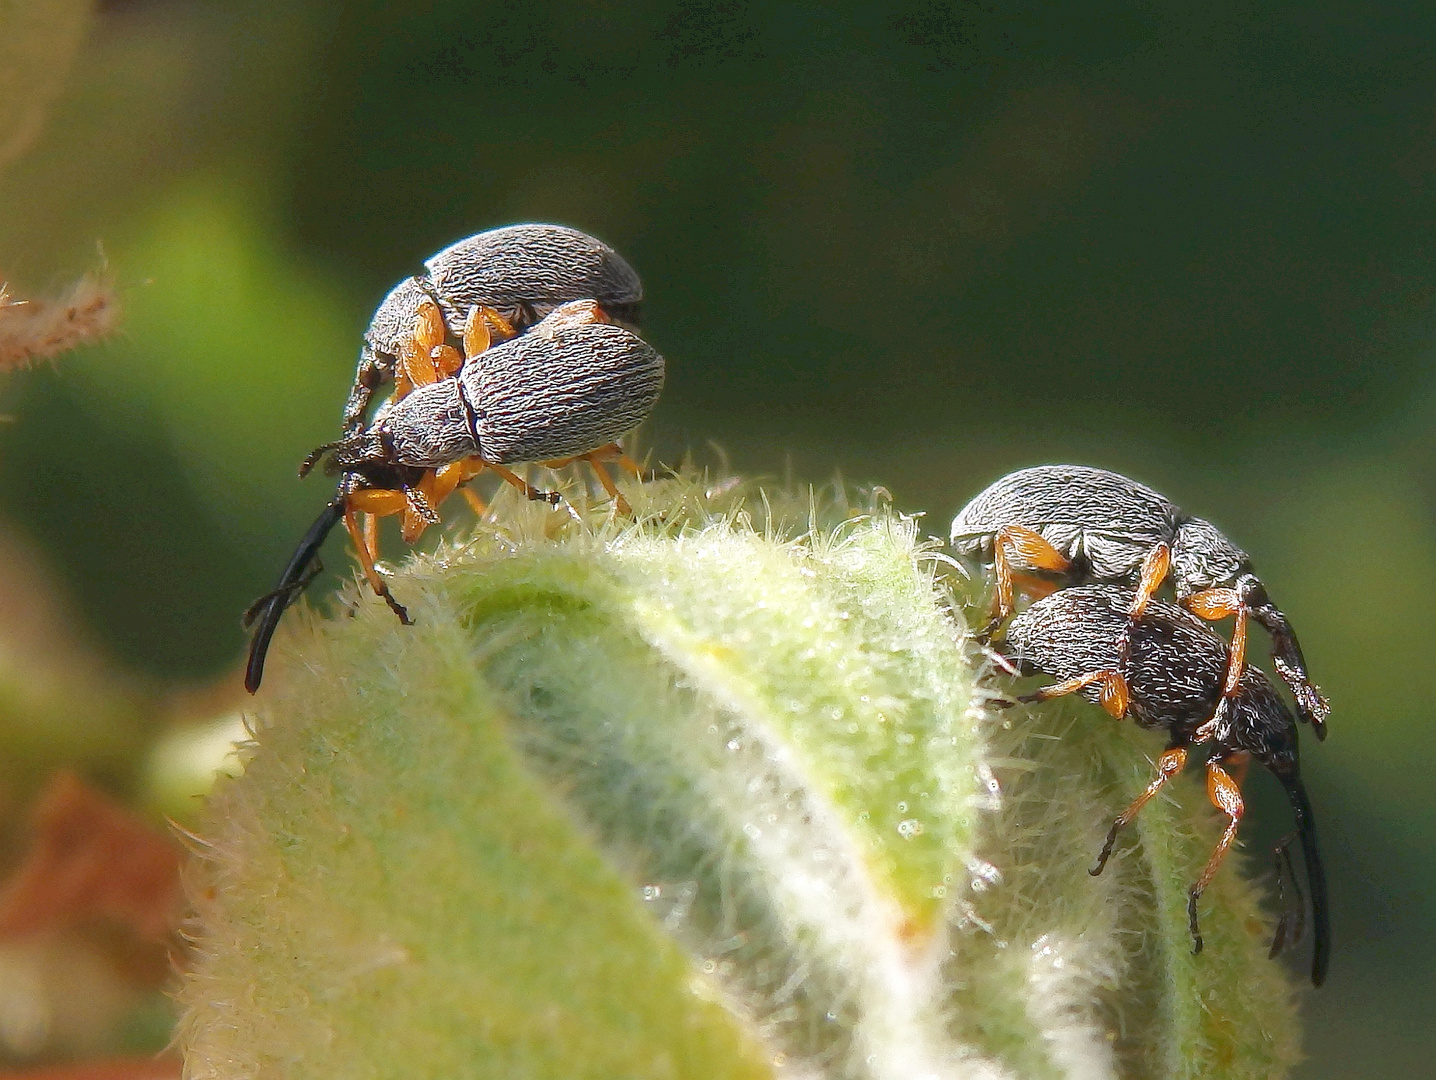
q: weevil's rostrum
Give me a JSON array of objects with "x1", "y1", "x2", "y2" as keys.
[
  {"x1": 951, "y1": 464, "x2": 1329, "y2": 736},
  {"x1": 996, "y1": 584, "x2": 1330, "y2": 986}
]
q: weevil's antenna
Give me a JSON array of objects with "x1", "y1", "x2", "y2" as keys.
[
  {"x1": 1276, "y1": 768, "x2": 1330, "y2": 986},
  {"x1": 244, "y1": 494, "x2": 346, "y2": 693}
]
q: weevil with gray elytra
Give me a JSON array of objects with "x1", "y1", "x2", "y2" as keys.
[
  {"x1": 340, "y1": 222, "x2": 643, "y2": 438},
  {"x1": 244, "y1": 298, "x2": 665, "y2": 693},
  {"x1": 951, "y1": 464, "x2": 1329, "y2": 737},
  {"x1": 991, "y1": 583, "x2": 1330, "y2": 986}
]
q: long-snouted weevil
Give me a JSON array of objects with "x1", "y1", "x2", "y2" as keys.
[
  {"x1": 341, "y1": 222, "x2": 642, "y2": 437},
  {"x1": 951, "y1": 464, "x2": 1329, "y2": 737},
  {"x1": 242, "y1": 300, "x2": 664, "y2": 694},
  {"x1": 994, "y1": 583, "x2": 1330, "y2": 986}
]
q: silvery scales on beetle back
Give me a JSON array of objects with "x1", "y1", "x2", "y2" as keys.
[
  {"x1": 991, "y1": 584, "x2": 1330, "y2": 986},
  {"x1": 950, "y1": 464, "x2": 1329, "y2": 736},
  {"x1": 243, "y1": 225, "x2": 662, "y2": 693}
]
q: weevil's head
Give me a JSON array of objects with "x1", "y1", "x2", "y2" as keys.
[{"x1": 1170, "y1": 516, "x2": 1251, "y2": 595}]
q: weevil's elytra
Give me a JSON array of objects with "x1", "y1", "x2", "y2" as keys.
[
  {"x1": 951, "y1": 464, "x2": 1329, "y2": 737},
  {"x1": 345, "y1": 223, "x2": 643, "y2": 436},
  {"x1": 996, "y1": 584, "x2": 1330, "y2": 987}
]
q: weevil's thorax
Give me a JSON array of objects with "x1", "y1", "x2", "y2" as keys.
[
  {"x1": 1169, "y1": 516, "x2": 1252, "y2": 596},
  {"x1": 376, "y1": 379, "x2": 479, "y2": 469},
  {"x1": 1213, "y1": 669, "x2": 1300, "y2": 776}
]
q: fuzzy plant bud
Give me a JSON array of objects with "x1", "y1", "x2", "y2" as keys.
[{"x1": 178, "y1": 481, "x2": 1301, "y2": 1080}]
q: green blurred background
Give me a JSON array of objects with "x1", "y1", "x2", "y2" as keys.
[{"x1": 1, "y1": 1, "x2": 1432, "y2": 1074}]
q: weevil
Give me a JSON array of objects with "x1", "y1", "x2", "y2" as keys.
[
  {"x1": 994, "y1": 583, "x2": 1330, "y2": 986},
  {"x1": 951, "y1": 464, "x2": 1329, "y2": 737},
  {"x1": 341, "y1": 223, "x2": 642, "y2": 437},
  {"x1": 243, "y1": 301, "x2": 664, "y2": 693}
]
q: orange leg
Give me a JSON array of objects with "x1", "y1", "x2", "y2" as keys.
[
  {"x1": 1188, "y1": 757, "x2": 1246, "y2": 954},
  {"x1": 1117, "y1": 541, "x2": 1172, "y2": 665},
  {"x1": 396, "y1": 299, "x2": 448, "y2": 391},
  {"x1": 462, "y1": 304, "x2": 518, "y2": 360},
  {"x1": 1129, "y1": 543, "x2": 1171, "y2": 620},
  {"x1": 1090, "y1": 746, "x2": 1188, "y2": 876},
  {"x1": 539, "y1": 443, "x2": 640, "y2": 514},
  {"x1": 341, "y1": 502, "x2": 411, "y2": 623},
  {"x1": 1184, "y1": 587, "x2": 1248, "y2": 700},
  {"x1": 1019, "y1": 668, "x2": 1130, "y2": 718},
  {"x1": 488, "y1": 463, "x2": 561, "y2": 504},
  {"x1": 992, "y1": 525, "x2": 1072, "y2": 619},
  {"x1": 460, "y1": 486, "x2": 488, "y2": 517}
]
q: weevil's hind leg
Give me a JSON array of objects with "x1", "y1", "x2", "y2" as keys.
[
  {"x1": 1091, "y1": 746, "x2": 1188, "y2": 876},
  {"x1": 487, "y1": 463, "x2": 561, "y2": 505},
  {"x1": 1186, "y1": 756, "x2": 1246, "y2": 955},
  {"x1": 1117, "y1": 542, "x2": 1172, "y2": 664},
  {"x1": 992, "y1": 525, "x2": 1072, "y2": 622},
  {"x1": 576, "y1": 451, "x2": 632, "y2": 515},
  {"x1": 341, "y1": 497, "x2": 412, "y2": 624},
  {"x1": 1019, "y1": 668, "x2": 1130, "y2": 719}
]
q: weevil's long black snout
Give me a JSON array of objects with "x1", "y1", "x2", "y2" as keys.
[
  {"x1": 243, "y1": 495, "x2": 346, "y2": 693},
  {"x1": 1277, "y1": 769, "x2": 1331, "y2": 986}
]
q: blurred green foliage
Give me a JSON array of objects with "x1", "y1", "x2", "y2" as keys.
[{"x1": 0, "y1": 1, "x2": 1433, "y2": 1076}]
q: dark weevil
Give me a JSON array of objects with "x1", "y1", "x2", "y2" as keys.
[
  {"x1": 243, "y1": 298, "x2": 664, "y2": 693},
  {"x1": 992, "y1": 583, "x2": 1329, "y2": 986},
  {"x1": 951, "y1": 464, "x2": 1329, "y2": 737}
]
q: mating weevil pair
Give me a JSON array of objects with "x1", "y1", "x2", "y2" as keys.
[
  {"x1": 244, "y1": 224, "x2": 663, "y2": 693},
  {"x1": 953, "y1": 465, "x2": 1330, "y2": 986}
]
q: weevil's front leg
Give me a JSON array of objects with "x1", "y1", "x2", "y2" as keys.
[
  {"x1": 1187, "y1": 755, "x2": 1246, "y2": 955},
  {"x1": 1267, "y1": 830, "x2": 1306, "y2": 960},
  {"x1": 1117, "y1": 542, "x2": 1172, "y2": 665},
  {"x1": 991, "y1": 525, "x2": 1072, "y2": 624},
  {"x1": 1090, "y1": 745, "x2": 1188, "y2": 876},
  {"x1": 1250, "y1": 603, "x2": 1330, "y2": 738},
  {"x1": 1018, "y1": 668, "x2": 1130, "y2": 718},
  {"x1": 341, "y1": 349, "x2": 388, "y2": 437},
  {"x1": 399, "y1": 457, "x2": 490, "y2": 542},
  {"x1": 340, "y1": 497, "x2": 412, "y2": 623},
  {"x1": 1184, "y1": 587, "x2": 1248, "y2": 723}
]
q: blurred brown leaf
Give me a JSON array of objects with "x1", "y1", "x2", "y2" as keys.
[{"x1": 0, "y1": 772, "x2": 181, "y2": 944}]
